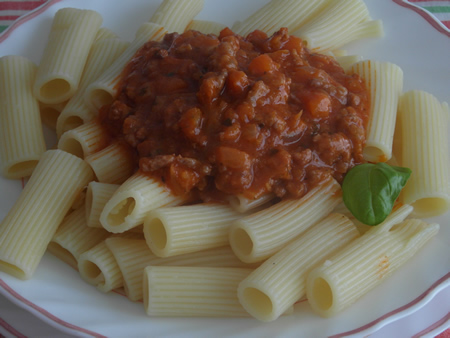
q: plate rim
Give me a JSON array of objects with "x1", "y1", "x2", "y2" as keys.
[{"x1": 0, "y1": 0, "x2": 449, "y2": 337}]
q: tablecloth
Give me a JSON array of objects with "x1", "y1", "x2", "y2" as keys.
[{"x1": 0, "y1": 1, "x2": 449, "y2": 337}]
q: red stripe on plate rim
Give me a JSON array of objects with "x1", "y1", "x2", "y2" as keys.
[
  {"x1": 0, "y1": 316, "x2": 27, "y2": 338},
  {"x1": 329, "y1": 272, "x2": 450, "y2": 338},
  {"x1": 412, "y1": 312, "x2": 450, "y2": 338},
  {"x1": 0, "y1": 278, "x2": 106, "y2": 338},
  {"x1": 0, "y1": 0, "x2": 63, "y2": 43},
  {"x1": 392, "y1": 0, "x2": 450, "y2": 37}
]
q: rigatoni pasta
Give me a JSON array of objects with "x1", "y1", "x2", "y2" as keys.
[
  {"x1": 306, "y1": 219, "x2": 439, "y2": 317},
  {"x1": 144, "y1": 203, "x2": 246, "y2": 257},
  {"x1": 84, "y1": 22, "x2": 167, "y2": 112},
  {"x1": 238, "y1": 213, "x2": 359, "y2": 322},
  {"x1": 0, "y1": 55, "x2": 46, "y2": 179},
  {"x1": 106, "y1": 238, "x2": 255, "y2": 301},
  {"x1": 0, "y1": 150, "x2": 93, "y2": 279},
  {"x1": 227, "y1": 194, "x2": 273, "y2": 213},
  {"x1": 39, "y1": 101, "x2": 67, "y2": 130},
  {"x1": 100, "y1": 172, "x2": 185, "y2": 233},
  {"x1": 33, "y1": 8, "x2": 103, "y2": 104},
  {"x1": 232, "y1": 0, "x2": 331, "y2": 36},
  {"x1": 85, "y1": 182, "x2": 120, "y2": 228},
  {"x1": 78, "y1": 239, "x2": 124, "y2": 292},
  {"x1": 143, "y1": 266, "x2": 253, "y2": 317},
  {"x1": 229, "y1": 178, "x2": 342, "y2": 263},
  {"x1": 351, "y1": 60, "x2": 403, "y2": 163},
  {"x1": 84, "y1": 142, "x2": 135, "y2": 184},
  {"x1": 292, "y1": 0, "x2": 375, "y2": 52},
  {"x1": 149, "y1": 0, "x2": 204, "y2": 33},
  {"x1": 48, "y1": 205, "x2": 109, "y2": 269},
  {"x1": 56, "y1": 37, "x2": 130, "y2": 137},
  {"x1": 398, "y1": 90, "x2": 450, "y2": 217},
  {"x1": 58, "y1": 119, "x2": 109, "y2": 159}
]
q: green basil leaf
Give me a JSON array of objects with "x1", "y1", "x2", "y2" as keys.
[{"x1": 342, "y1": 162, "x2": 412, "y2": 226}]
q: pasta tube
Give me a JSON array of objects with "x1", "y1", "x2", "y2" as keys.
[
  {"x1": 144, "y1": 203, "x2": 245, "y2": 257},
  {"x1": 85, "y1": 182, "x2": 120, "y2": 228},
  {"x1": 227, "y1": 194, "x2": 273, "y2": 213},
  {"x1": 229, "y1": 178, "x2": 342, "y2": 263},
  {"x1": 335, "y1": 55, "x2": 363, "y2": 72},
  {"x1": 84, "y1": 142, "x2": 135, "y2": 184},
  {"x1": 78, "y1": 240, "x2": 122, "y2": 292},
  {"x1": 398, "y1": 90, "x2": 450, "y2": 217},
  {"x1": 58, "y1": 120, "x2": 109, "y2": 159},
  {"x1": 143, "y1": 266, "x2": 253, "y2": 317},
  {"x1": 100, "y1": 172, "x2": 185, "y2": 233},
  {"x1": 149, "y1": 0, "x2": 204, "y2": 33},
  {"x1": 238, "y1": 213, "x2": 359, "y2": 322},
  {"x1": 292, "y1": 0, "x2": 375, "y2": 52},
  {"x1": 84, "y1": 22, "x2": 167, "y2": 112},
  {"x1": 56, "y1": 37, "x2": 130, "y2": 137},
  {"x1": 48, "y1": 205, "x2": 109, "y2": 269},
  {"x1": 232, "y1": 0, "x2": 331, "y2": 36},
  {"x1": 0, "y1": 55, "x2": 46, "y2": 179},
  {"x1": 106, "y1": 238, "x2": 255, "y2": 301},
  {"x1": 0, "y1": 149, "x2": 94, "y2": 279},
  {"x1": 39, "y1": 101, "x2": 66, "y2": 130},
  {"x1": 306, "y1": 219, "x2": 439, "y2": 317},
  {"x1": 351, "y1": 60, "x2": 403, "y2": 162},
  {"x1": 33, "y1": 8, "x2": 103, "y2": 104}
]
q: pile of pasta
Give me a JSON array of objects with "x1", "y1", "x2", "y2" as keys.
[{"x1": 0, "y1": 0, "x2": 449, "y2": 322}]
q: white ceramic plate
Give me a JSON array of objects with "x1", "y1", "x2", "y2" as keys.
[{"x1": 0, "y1": 1, "x2": 449, "y2": 337}]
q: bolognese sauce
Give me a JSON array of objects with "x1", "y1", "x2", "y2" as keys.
[{"x1": 99, "y1": 27, "x2": 369, "y2": 202}]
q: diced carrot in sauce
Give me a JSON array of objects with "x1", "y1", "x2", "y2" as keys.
[
  {"x1": 248, "y1": 54, "x2": 277, "y2": 76},
  {"x1": 301, "y1": 90, "x2": 332, "y2": 118},
  {"x1": 227, "y1": 70, "x2": 249, "y2": 97},
  {"x1": 216, "y1": 146, "x2": 252, "y2": 169}
]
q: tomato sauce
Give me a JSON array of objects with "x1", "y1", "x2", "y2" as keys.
[{"x1": 100, "y1": 28, "x2": 369, "y2": 202}]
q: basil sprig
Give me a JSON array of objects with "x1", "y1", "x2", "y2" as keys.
[{"x1": 342, "y1": 162, "x2": 412, "y2": 226}]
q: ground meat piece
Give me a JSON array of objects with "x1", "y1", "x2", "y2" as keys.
[{"x1": 313, "y1": 132, "x2": 352, "y2": 166}]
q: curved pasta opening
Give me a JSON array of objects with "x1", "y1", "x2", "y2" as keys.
[
  {"x1": 228, "y1": 195, "x2": 245, "y2": 213},
  {"x1": 59, "y1": 137, "x2": 84, "y2": 159},
  {"x1": 241, "y1": 287, "x2": 273, "y2": 321},
  {"x1": 146, "y1": 219, "x2": 167, "y2": 253},
  {"x1": 6, "y1": 160, "x2": 38, "y2": 177},
  {"x1": 412, "y1": 197, "x2": 449, "y2": 217},
  {"x1": 0, "y1": 261, "x2": 26, "y2": 280},
  {"x1": 40, "y1": 79, "x2": 71, "y2": 102},
  {"x1": 47, "y1": 242, "x2": 77, "y2": 269},
  {"x1": 107, "y1": 197, "x2": 136, "y2": 226},
  {"x1": 89, "y1": 88, "x2": 113, "y2": 111},
  {"x1": 80, "y1": 260, "x2": 103, "y2": 282},
  {"x1": 230, "y1": 227, "x2": 253, "y2": 258},
  {"x1": 311, "y1": 277, "x2": 333, "y2": 311},
  {"x1": 40, "y1": 106, "x2": 60, "y2": 129},
  {"x1": 363, "y1": 146, "x2": 387, "y2": 163},
  {"x1": 60, "y1": 115, "x2": 84, "y2": 136}
]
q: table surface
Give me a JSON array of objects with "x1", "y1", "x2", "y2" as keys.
[{"x1": 0, "y1": 1, "x2": 449, "y2": 337}]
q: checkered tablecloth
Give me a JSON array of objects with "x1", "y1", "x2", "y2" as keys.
[{"x1": 1, "y1": 0, "x2": 450, "y2": 33}]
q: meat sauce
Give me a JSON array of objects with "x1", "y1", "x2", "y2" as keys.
[{"x1": 100, "y1": 28, "x2": 369, "y2": 202}]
